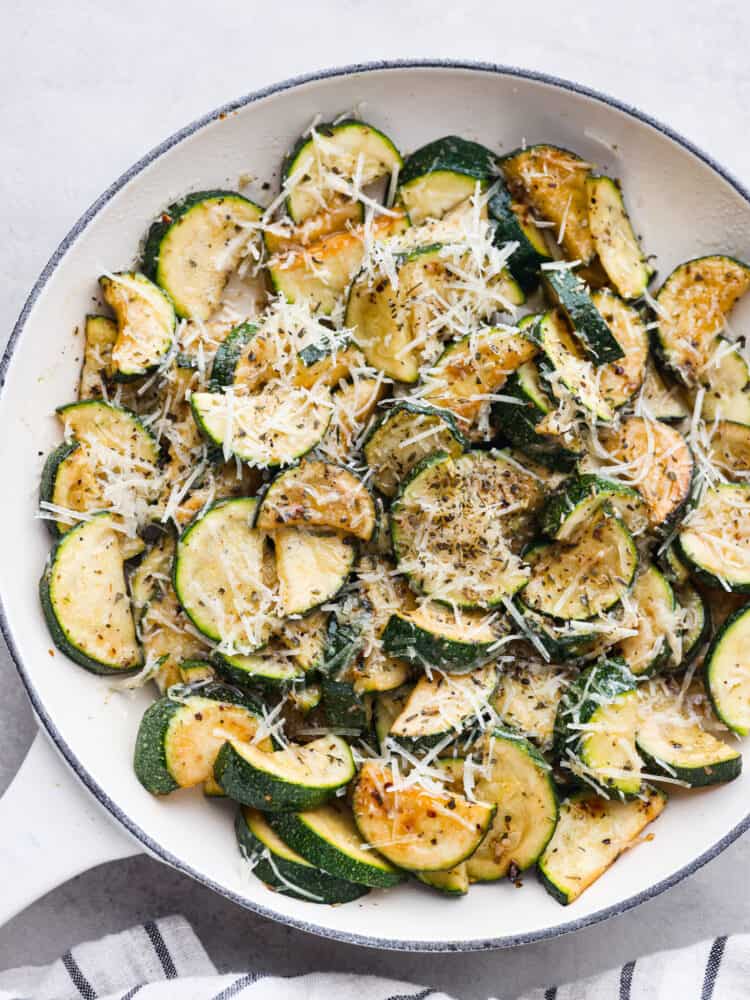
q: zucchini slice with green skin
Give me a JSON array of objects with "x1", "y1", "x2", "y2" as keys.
[
  {"x1": 387, "y1": 665, "x2": 497, "y2": 751},
  {"x1": 289, "y1": 683, "x2": 323, "y2": 715},
  {"x1": 174, "y1": 498, "x2": 277, "y2": 652},
  {"x1": 191, "y1": 382, "x2": 333, "y2": 468},
  {"x1": 353, "y1": 761, "x2": 495, "y2": 872},
  {"x1": 544, "y1": 269, "x2": 624, "y2": 366},
  {"x1": 415, "y1": 866, "x2": 469, "y2": 896},
  {"x1": 268, "y1": 801, "x2": 404, "y2": 888},
  {"x1": 661, "y1": 543, "x2": 691, "y2": 587},
  {"x1": 179, "y1": 660, "x2": 216, "y2": 685},
  {"x1": 522, "y1": 510, "x2": 638, "y2": 622},
  {"x1": 381, "y1": 602, "x2": 499, "y2": 673},
  {"x1": 639, "y1": 361, "x2": 690, "y2": 423},
  {"x1": 502, "y1": 145, "x2": 595, "y2": 263},
  {"x1": 274, "y1": 527, "x2": 355, "y2": 616},
  {"x1": 700, "y1": 337, "x2": 750, "y2": 425},
  {"x1": 591, "y1": 290, "x2": 649, "y2": 408},
  {"x1": 215, "y1": 734, "x2": 355, "y2": 811},
  {"x1": 320, "y1": 678, "x2": 370, "y2": 734},
  {"x1": 256, "y1": 460, "x2": 376, "y2": 541},
  {"x1": 541, "y1": 473, "x2": 647, "y2": 542},
  {"x1": 515, "y1": 602, "x2": 599, "y2": 661},
  {"x1": 654, "y1": 256, "x2": 750, "y2": 385},
  {"x1": 553, "y1": 657, "x2": 641, "y2": 796},
  {"x1": 262, "y1": 200, "x2": 364, "y2": 255},
  {"x1": 598, "y1": 416, "x2": 694, "y2": 532},
  {"x1": 374, "y1": 685, "x2": 414, "y2": 752},
  {"x1": 586, "y1": 176, "x2": 652, "y2": 299},
  {"x1": 99, "y1": 272, "x2": 176, "y2": 379},
  {"x1": 142, "y1": 190, "x2": 263, "y2": 321},
  {"x1": 216, "y1": 643, "x2": 305, "y2": 689},
  {"x1": 635, "y1": 718, "x2": 741, "y2": 787},
  {"x1": 391, "y1": 450, "x2": 542, "y2": 609},
  {"x1": 363, "y1": 402, "x2": 466, "y2": 497},
  {"x1": 617, "y1": 564, "x2": 676, "y2": 676},
  {"x1": 677, "y1": 483, "x2": 750, "y2": 591},
  {"x1": 79, "y1": 314, "x2": 117, "y2": 398},
  {"x1": 675, "y1": 583, "x2": 711, "y2": 668},
  {"x1": 493, "y1": 668, "x2": 570, "y2": 750},
  {"x1": 278, "y1": 610, "x2": 329, "y2": 671},
  {"x1": 210, "y1": 322, "x2": 258, "y2": 389},
  {"x1": 133, "y1": 684, "x2": 263, "y2": 795},
  {"x1": 466, "y1": 731, "x2": 558, "y2": 882},
  {"x1": 488, "y1": 181, "x2": 552, "y2": 292},
  {"x1": 39, "y1": 441, "x2": 83, "y2": 536},
  {"x1": 40, "y1": 514, "x2": 142, "y2": 675},
  {"x1": 706, "y1": 419, "x2": 750, "y2": 481},
  {"x1": 704, "y1": 603, "x2": 750, "y2": 734},
  {"x1": 535, "y1": 309, "x2": 615, "y2": 422},
  {"x1": 57, "y1": 399, "x2": 159, "y2": 464},
  {"x1": 421, "y1": 326, "x2": 537, "y2": 429},
  {"x1": 537, "y1": 786, "x2": 666, "y2": 905},
  {"x1": 398, "y1": 136, "x2": 497, "y2": 224},
  {"x1": 235, "y1": 807, "x2": 368, "y2": 904},
  {"x1": 283, "y1": 120, "x2": 402, "y2": 223}
]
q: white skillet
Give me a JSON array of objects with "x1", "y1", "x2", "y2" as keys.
[{"x1": 2, "y1": 61, "x2": 750, "y2": 950}]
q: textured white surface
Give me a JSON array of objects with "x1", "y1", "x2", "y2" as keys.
[{"x1": 2, "y1": 0, "x2": 750, "y2": 994}]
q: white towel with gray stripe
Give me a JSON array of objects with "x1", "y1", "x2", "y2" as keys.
[{"x1": 0, "y1": 916, "x2": 740, "y2": 1000}]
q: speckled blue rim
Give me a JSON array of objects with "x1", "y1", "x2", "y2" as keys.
[{"x1": 3, "y1": 59, "x2": 750, "y2": 953}]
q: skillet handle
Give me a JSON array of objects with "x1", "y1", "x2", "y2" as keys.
[{"x1": 0, "y1": 731, "x2": 140, "y2": 927}]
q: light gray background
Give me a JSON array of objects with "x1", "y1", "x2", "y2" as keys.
[{"x1": 2, "y1": 1, "x2": 750, "y2": 995}]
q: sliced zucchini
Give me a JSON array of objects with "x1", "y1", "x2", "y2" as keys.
[
  {"x1": 262, "y1": 199, "x2": 364, "y2": 255},
  {"x1": 636, "y1": 718, "x2": 741, "y2": 786},
  {"x1": 598, "y1": 417, "x2": 694, "y2": 531},
  {"x1": 675, "y1": 583, "x2": 711, "y2": 669},
  {"x1": 79, "y1": 315, "x2": 117, "y2": 397},
  {"x1": 535, "y1": 309, "x2": 614, "y2": 422},
  {"x1": 416, "y1": 866, "x2": 469, "y2": 896},
  {"x1": 553, "y1": 657, "x2": 641, "y2": 796},
  {"x1": 382, "y1": 603, "x2": 499, "y2": 673},
  {"x1": 268, "y1": 801, "x2": 404, "y2": 888},
  {"x1": 320, "y1": 678, "x2": 370, "y2": 734},
  {"x1": 363, "y1": 402, "x2": 466, "y2": 497},
  {"x1": 190, "y1": 382, "x2": 333, "y2": 467},
  {"x1": 143, "y1": 190, "x2": 263, "y2": 320},
  {"x1": 179, "y1": 660, "x2": 215, "y2": 685},
  {"x1": 391, "y1": 450, "x2": 543, "y2": 608},
  {"x1": 217, "y1": 643, "x2": 304, "y2": 689},
  {"x1": 210, "y1": 322, "x2": 260, "y2": 389},
  {"x1": 493, "y1": 667, "x2": 569, "y2": 750},
  {"x1": 256, "y1": 459, "x2": 376, "y2": 541},
  {"x1": 704, "y1": 603, "x2": 750, "y2": 734},
  {"x1": 522, "y1": 510, "x2": 638, "y2": 622},
  {"x1": 639, "y1": 361, "x2": 690, "y2": 422},
  {"x1": 133, "y1": 684, "x2": 263, "y2": 795},
  {"x1": 173, "y1": 498, "x2": 277, "y2": 652},
  {"x1": 655, "y1": 256, "x2": 750, "y2": 384},
  {"x1": 289, "y1": 682, "x2": 323, "y2": 715},
  {"x1": 319, "y1": 376, "x2": 386, "y2": 462},
  {"x1": 274, "y1": 527, "x2": 354, "y2": 616},
  {"x1": 422, "y1": 326, "x2": 538, "y2": 428},
  {"x1": 586, "y1": 176, "x2": 652, "y2": 299},
  {"x1": 398, "y1": 135, "x2": 496, "y2": 224},
  {"x1": 700, "y1": 337, "x2": 750, "y2": 424},
  {"x1": 617, "y1": 564, "x2": 676, "y2": 676},
  {"x1": 352, "y1": 762, "x2": 495, "y2": 872},
  {"x1": 214, "y1": 734, "x2": 354, "y2": 811},
  {"x1": 544, "y1": 269, "x2": 624, "y2": 366},
  {"x1": 235, "y1": 807, "x2": 368, "y2": 903},
  {"x1": 203, "y1": 775, "x2": 226, "y2": 798},
  {"x1": 278, "y1": 609, "x2": 329, "y2": 671},
  {"x1": 706, "y1": 419, "x2": 750, "y2": 481},
  {"x1": 488, "y1": 180, "x2": 552, "y2": 292},
  {"x1": 678, "y1": 483, "x2": 750, "y2": 591},
  {"x1": 388, "y1": 665, "x2": 497, "y2": 750},
  {"x1": 57, "y1": 399, "x2": 159, "y2": 464},
  {"x1": 516, "y1": 604, "x2": 600, "y2": 662},
  {"x1": 466, "y1": 732, "x2": 558, "y2": 881},
  {"x1": 591, "y1": 290, "x2": 649, "y2": 408},
  {"x1": 540, "y1": 473, "x2": 647, "y2": 542},
  {"x1": 537, "y1": 786, "x2": 666, "y2": 905},
  {"x1": 40, "y1": 514, "x2": 142, "y2": 674},
  {"x1": 502, "y1": 145, "x2": 594, "y2": 263},
  {"x1": 99, "y1": 271, "x2": 176, "y2": 378},
  {"x1": 283, "y1": 120, "x2": 402, "y2": 223}
]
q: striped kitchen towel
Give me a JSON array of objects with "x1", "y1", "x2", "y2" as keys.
[{"x1": 0, "y1": 916, "x2": 741, "y2": 999}]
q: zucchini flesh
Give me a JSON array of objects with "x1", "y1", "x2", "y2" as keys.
[
  {"x1": 655, "y1": 256, "x2": 750, "y2": 384},
  {"x1": 544, "y1": 269, "x2": 624, "y2": 366},
  {"x1": 466, "y1": 732, "x2": 558, "y2": 881},
  {"x1": 320, "y1": 377, "x2": 386, "y2": 462},
  {"x1": 256, "y1": 459, "x2": 376, "y2": 541},
  {"x1": 639, "y1": 361, "x2": 690, "y2": 422},
  {"x1": 353, "y1": 762, "x2": 495, "y2": 872},
  {"x1": 522, "y1": 511, "x2": 638, "y2": 622},
  {"x1": 536, "y1": 310, "x2": 614, "y2": 422},
  {"x1": 57, "y1": 399, "x2": 159, "y2": 463},
  {"x1": 382, "y1": 602, "x2": 499, "y2": 673},
  {"x1": 215, "y1": 734, "x2": 355, "y2": 811},
  {"x1": 399, "y1": 136, "x2": 497, "y2": 224},
  {"x1": 502, "y1": 145, "x2": 594, "y2": 263},
  {"x1": 40, "y1": 514, "x2": 141, "y2": 674},
  {"x1": 416, "y1": 866, "x2": 469, "y2": 895},
  {"x1": 591, "y1": 290, "x2": 649, "y2": 408},
  {"x1": 391, "y1": 450, "x2": 543, "y2": 608},
  {"x1": 363, "y1": 402, "x2": 466, "y2": 497},
  {"x1": 218, "y1": 643, "x2": 304, "y2": 688},
  {"x1": 674, "y1": 583, "x2": 710, "y2": 669},
  {"x1": 274, "y1": 527, "x2": 354, "y2": 616},
  {"x1": 705, "y1": 603, "x2": 750, "y2": 734},
  {"x1": 99, "y1": 272, "x2": 176, "y2": 378},
  {"x1": 541, "y1": 473, "x2": 647, "y2": 542},
  {"x1": 278, "y1": 609, "x2": 329, "y2": 670},
  {"x1": 284, "y1": 120, "x2": 402, "y2": 223},
  {"x1": 700, "y1": 337, "x2": 750, "y2": 424},
  {"x1": 268, "y1": 801, "x2": 404, "y2": 888},
  {"x1": 236, "y1": 807, "x2": 368, "y2": 904},
  {"x1": 374, "y1": 685, "x2": 413, "y2": 752},
  {"x1": 174, "y1": 498, "x2": 278, "y2": 652},
  {"x1": 586, "y1": 176, "x2": 652, "y2": 299},
  {"x1": 538, "y1": 787, "x2": 666, "y2": 905},
  {"x1": 262, "y1": 199, "x2": 364, "y2": 254},
  {"x1": 388, "y1": 666, "x2": 497, "y2": 749},
  {"x1": 598, "y1": 416, "x2": 694, "y2": 530},
  {"x1": 706, "y1": 419, "x2": 750, "y2": 480},
  {"x1": 143, "y1": 191, "x2": 263, "y2": 321},
  {"x1": 678, "y1": 484, "x2": 750, "y2": 591},
  {"x1": 493, "y1": 668, "x2": 569, "y2": 750},
  {"x1": 79, "y1": 315, "x2": 117, "y2": 398},
  {"x1": 636, "y1": 717, "x2": 741, "y2": 786},
  {"x1": 617, "y1": 564, "x2": 676, "y2": 676}
]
